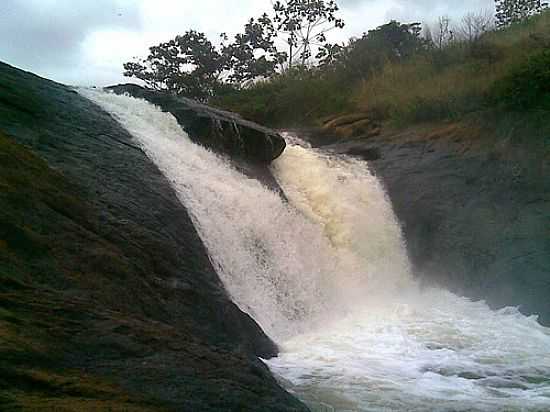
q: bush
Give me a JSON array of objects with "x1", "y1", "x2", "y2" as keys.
[
  {"x1": 213, "y1": 68, "x2": 354, "y2": 127},
  {"x1": 214, "y1": 10, "x2": 550, "y2": 127},
  {"x1": 357, "y1": 10, "x2": 550, "y2": 124},
  {"x1": 493, "y1": 50, "x2": 550, "y2": 110}
]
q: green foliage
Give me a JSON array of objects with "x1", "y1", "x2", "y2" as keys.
[
  {"x1": 272, "y1": 0, "x2": 345, "y2": 67},
  {"x1": 356, "y1": 10, "x2": 550, "y2": 125},
  {"x1": 495, "y1": 0, "x2": 548, "y2": 27},
  {"x1": 340, "y1": 21, "x2": 428, "y2": 80},
  {"x1": 221, "y1": 15, "x2": 285, "y2": 84},
  {"x1": 213, "y1": 67, "x2": 353, "y2": 126},
  {"x1": 494, "y1": 50, "x2": 550, "y2": 109},
  {"x1": 125, "y1": 3, "x2": 550, "y2": 127},
  {"x1": 214, "y1": 20, "x2": 429, "y2": 126},
  {"x1": 123, "y1": 1, "x2": 345, "y2": 100},
  {"x1": 123, "y1": 23, "x2": 283, "y2": 101},
  {"x1": 123, "y1": 30, "x2": 226, "y2": 101},
  {"x1": 216, "y1": 10, "x2": 550, "y2": 127}
]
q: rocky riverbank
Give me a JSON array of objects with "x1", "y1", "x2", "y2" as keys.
[{"x1": 321, "y1": 114, "x2": 550, "y2": 325}]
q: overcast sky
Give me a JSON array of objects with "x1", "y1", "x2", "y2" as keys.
[{"x1": 1, "y1": 0, "x2": 494, "y2": 86}]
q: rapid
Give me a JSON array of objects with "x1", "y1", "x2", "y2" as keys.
[{"x1": 81, "y1": 90, "x2": 550, "y2": 412}]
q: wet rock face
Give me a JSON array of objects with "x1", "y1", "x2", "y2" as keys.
[
  {"x1": 106, "y1": 84, "x2": 286, "y2": 163},
  {"x1": 0, "y1": 62, "x2": 307, "y2": 411},
  {"x1": 327, "y1": 124, "x2": 550, "y2": 326}
]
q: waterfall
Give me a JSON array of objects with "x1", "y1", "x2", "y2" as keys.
[
  {"x1": 271, "y1": 137, "x2": 412, "y2": 300},
  {"x1": 80, "y1": 90, "x2": 550, "y2": 412},
  {"x1": 80, "y1": 89, "x2": 411, "y2": 340}
]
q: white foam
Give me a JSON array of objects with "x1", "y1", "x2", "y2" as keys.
[
  {"x1": 80, "y1": 91, "x2": 550, "y2": 411},
  {"x1": 268, "y1": 134, "x2": 550, "y2": 411},
  {"x1": 80, "y1": 89, "x2": 372, "y2": 339},
  {"x1": 267, "y1": 289, "x2": 550, "y2": 411}
]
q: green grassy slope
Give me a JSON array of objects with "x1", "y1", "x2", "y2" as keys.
[{"x1": 214, "y1": 11, "x2": 550, "y2": 129}]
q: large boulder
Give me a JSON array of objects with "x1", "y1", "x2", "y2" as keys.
[{"x1": 106, "y1": 84, "x2": 286, "y2": 163}]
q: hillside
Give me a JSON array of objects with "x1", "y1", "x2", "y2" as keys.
[{"x1": 214, "y1": 10, "x2": 550, "y2": 129}]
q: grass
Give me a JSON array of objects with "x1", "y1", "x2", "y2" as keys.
[
  {"x1": 213, "y1": 68, "x2": 355, "y2": 127},
  {"x1": 0, "y1": 131, "x2": 168, "y2": 411},
  {"x1": 358, "y1": 11, "x2": 550, "y2": 125},
  {"x1": 1, "y1": 367, "x2": 163, "y2": 412},
  {"x1": 214, "y1": 10, "x2": 550, "y2": 129}
]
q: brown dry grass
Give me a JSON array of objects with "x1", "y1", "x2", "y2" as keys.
[{"x1": 357, "y1": 11, "x2": 550, "y2": 124}]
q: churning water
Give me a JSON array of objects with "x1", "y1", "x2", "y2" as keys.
[{"x1": 81, "y1": 90, "x2": 550, "y2": 412}]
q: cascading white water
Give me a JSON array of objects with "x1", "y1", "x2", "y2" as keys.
[
  {"x1": 81, "y1": 90, "x2": 550, "y2": 412},
  {"x1": 80, "y1": 89, "x2": 409, "y2": 340},
  {"x1": 270, "y1": 136, "x2": 412, "y2": 302},
  {"x1": 268, "y1": 136, "x2": 550, "y2": 412}
]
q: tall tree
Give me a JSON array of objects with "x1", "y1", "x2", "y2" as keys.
[
  {"x1": 434, "y1": 16, "x2": 453, "y2": 49},
  {"x1": 456, "y1": 11, "x2": 494, "y2": 42},
  {"x1": 123, "y1": 20, "x2": 287, "y2": 99},
  {"x1": 221, "y1": 14, "x2": 287, "y2": 84},
  {"x1": 316, "y1": 42, "x2": 345, "y2": 68},
  {"x1": 495, "y1": 0, "x2": 548, "y2": 27},
  {"x1": 272, "y1": 0, "x2": 345, "y2": 67},
  {"x1": 123, "y1": 30, "x2": 225, "y2": 101},
  {"x1": 340, "y1": 21, "x2": 428, "y2": 80}
]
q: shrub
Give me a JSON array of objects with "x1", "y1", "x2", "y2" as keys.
[
  {"x1": 356, "y1": 10, "x2": 550, "y2": 124},
  {"x1": 213, "y1": 68, "x2": 354, "y2": 126},
  {"x1": 493, "y1": 50, "x2": 550, "y2": 110},
  {"x1": 214, "y1": 10, "x2": 550, "y2": 127}
]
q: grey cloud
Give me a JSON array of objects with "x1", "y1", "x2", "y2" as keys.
[
  {"x1": 338, "y1": 0, "x2": 494, "y2": 21},
  {"x1": 0, "y1": 0, "x2": 498, "y2": 86},
  {"x1": 0, "y1": 0, "x2": 141, "y2": 75},
  {"x1": 338, "y1": 0, "x2": 367, "y2": 6},
  {"x1": 384, "y1": 0, "x2": 494, "y2": 22}
]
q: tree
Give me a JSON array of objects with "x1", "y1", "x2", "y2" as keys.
[
  {"x1": 367, "y1": 21, "x2": 426, "y2": 59},
  {"x1": 495, "y1": 0, "x2": 548, "y2": 27},
  {"x1": 340, "y1": 21, "x2": 428, "y2": 80},
  {"x1": 456, "y1": 11, "x2": 494, "y2": 42},
  {"x1": 221, "y1": 14, "x2": 287, "y2": 84},
  {"x1": 123, "y1": 20, "x2": 286, "y2": 99},
  {"x1": 272, "y1": 0, "x2": 345, "y2": 67},
  {"x1": 316, "y1": 42, "x2": 345, "y2": 68},
  {"x1": 123, "y1": 1, "x2": 346, "y2": 98},
  {"x1": 434, "y1": 16, "x2": 453, "y2": 49},
  {"x1": 123, "y1": 30, "x2": 225, "y2": 101}
]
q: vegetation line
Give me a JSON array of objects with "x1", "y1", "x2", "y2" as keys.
[{"x1": 123, "y1": 1, "x2": 550, "y2": 129}]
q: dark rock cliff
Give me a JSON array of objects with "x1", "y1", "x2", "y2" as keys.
[
  {"x1": 0, "y1": 62, "x2": 307, "y2": 411},
  {"x1": 326, "y1": 118, "x2": 550, "y2": 325}
]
